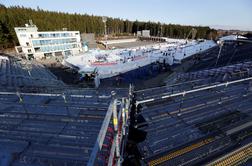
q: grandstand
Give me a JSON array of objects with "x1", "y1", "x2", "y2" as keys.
[
  {"x1": 187, "y1": 41, "x2": 252, "y2": 72},
  {"x1": 207, "y1": 142, "x2": 252, "y2": 166},
  {"x1": 0, "y1": 54, "x2": 131, "y2": 165},
  {"x1": 176, "y1": 61, "x2": 252, "y2": 82},
  {"x1": 0, "y1": 90, "x2": 130, "y2": 165},
  {"x1": 0, "y1": 55, "x2": 64, "y2": 89},
  {"x1": 133, "y1": 76, "x2": 252, "y2": 165},
  {"x1": 130, "y1": 41, "x2": 252, "y2": 165}
]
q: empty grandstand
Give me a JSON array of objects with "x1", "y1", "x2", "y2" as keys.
[
  {"x1": 126, "y1": 40, "x2": 252, "y2": 166},
  {"x1": 207, "y1": 142, "x2": 252, "y2": 166},
  {"x1": 0, "y1": 53, "x2": 132, "y2": 165},
  {"x1": 132, "y1": 75, "x2": 252, "y2": 165},
  {"x1": 187, "y1": 41, "x2": 252, "y2": 72},
  {"x1": 0, "y1": 55, "x2": 64, "y2": 89}
]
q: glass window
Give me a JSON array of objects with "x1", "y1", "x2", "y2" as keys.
[
  {"x1": 49, "y1": 46, "x2": 53, "y2": 52},
  {"x1": 41, "y1": 47, "x2": 44, "y2": 52},
  {"x1": 32, "y1": 41, "x2": 36, "y2": 46},
  {"x1": 44, "y1": 46, "x2": 47, "y2": 52},
  {"x1": 42, "y1": 46, "x2": 46, "y2": 52}
]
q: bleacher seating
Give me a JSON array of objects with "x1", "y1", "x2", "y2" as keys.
[
  {"x1": 208, "y1": 143, "x2": 252, "y2": 166},
  {"x1": 0, "y1": 55, "x2": 130, "y2": 165},
  {"x1": 134, "y1": 55, "x2": 252, "y2": 165},
  {"x1": 0, "y1": 56, "x2": 64, "y2": 89},
  {"x1": 0, "y1": 87, "x2": 128, "y2": 165}
]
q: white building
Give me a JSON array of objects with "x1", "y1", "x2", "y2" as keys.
[{"x1": 14, "y1": 23, "x2": 83, "y2": 59}]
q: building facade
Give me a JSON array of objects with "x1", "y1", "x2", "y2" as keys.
[{"x1": 15, "y1": 23, "x2": 83, "y2": 59}]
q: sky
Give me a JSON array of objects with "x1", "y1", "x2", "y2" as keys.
[{"x1": 1, "y1": 0, "x2": 252, "y2": 31}]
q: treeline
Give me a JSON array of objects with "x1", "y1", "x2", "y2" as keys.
[{"x1": 0, "y1": 4, "x2": 217, "y2": 48}]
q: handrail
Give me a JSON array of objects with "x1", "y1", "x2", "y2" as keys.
[
  {"x1": 87, "y1": 100, "x2": 115, "y2": 166},
  {"x1": 136, "y1": 76, "x2": 252, "y2": 106}
]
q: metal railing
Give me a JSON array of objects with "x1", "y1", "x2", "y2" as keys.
[
  {"x1": 136, "y1": 76, "x2": 252, "y2": 106},
  {"x1": 88, "y1": 86, "x2": 133, "y2": 166}
]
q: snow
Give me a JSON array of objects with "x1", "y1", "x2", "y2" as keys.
[
  {"x1": 64, "y1": 39, "x2": 217, "y2": 79},
  {"x1": 0, "y1": 56, "x2": 9, "y2": 61},
  {"x1": 219, "y1": 35, "x2": 247, "y2": 42}
]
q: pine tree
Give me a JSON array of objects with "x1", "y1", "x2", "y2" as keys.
[{"x1": 0, "y1": 4, "x2": 217, "y2": 48}]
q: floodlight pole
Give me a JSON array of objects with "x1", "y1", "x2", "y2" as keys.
[{"x1": 102, "y1": 16, "x2": 108, "y2": 49}]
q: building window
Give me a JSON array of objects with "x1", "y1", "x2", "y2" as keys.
[
  {"x1": 34, "y1": 47, "x2": 40, "y2": 52},
  {"x1": 55, "y1": 51, "x2": 63, "y2": 56},
  {"x1": 44, "y1": 53, "x2": 53, "y2": 58},
  {"x1": 18, "y1": 28, "x2": 26, "y2": 31},
  {"x1": 32, "y1": 40, "x2": 39, "y2": 46},
  {"x1": 28, "y1": 49, "x2": 32, "y2": 53},
  {"x1": 28, "y1": 54, "x2": 34, "y2": 60}
]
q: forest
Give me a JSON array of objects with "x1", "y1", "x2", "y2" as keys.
[{"x1": 0, "y1": 4, "x2": 217, "y2": 48}]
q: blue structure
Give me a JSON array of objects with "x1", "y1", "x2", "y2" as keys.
[
  {"x1": 132, "y1": 43, "x2": 252, "y2": 165},
  {"x1": 0, "y1": 55, "x2": 130, "y2": 165}
]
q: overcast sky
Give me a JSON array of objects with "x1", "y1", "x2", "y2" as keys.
[{"x1": 2, "y1": 0, "x2": 252, "y2": 30}]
